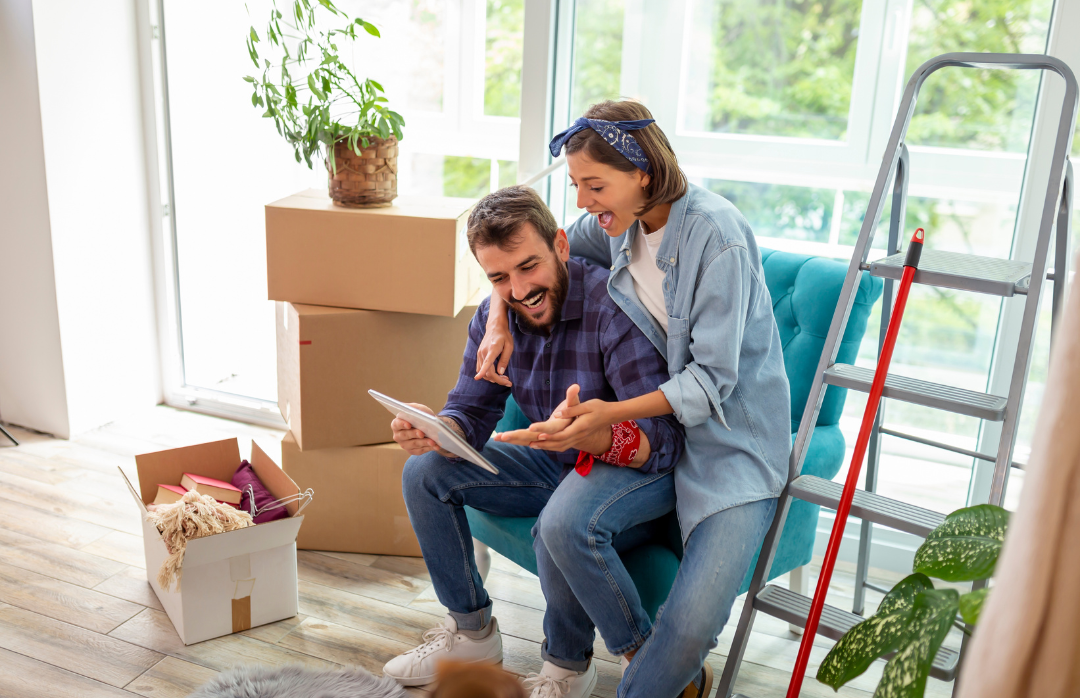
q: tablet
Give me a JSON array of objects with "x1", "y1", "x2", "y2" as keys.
[{"x1": 369, "y1": 390, "x2": 500, "y2": 474}]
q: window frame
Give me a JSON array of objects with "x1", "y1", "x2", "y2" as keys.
[
  {"x1": 146, "y1": 0, "x2": 522, "y2": 425},
  {"x1": 401, "y1": 0, "x2": 520, "y2": 163},
  {"x1": 520, "y1": 0, "x2": 1075, "y2": 573},
  {"x1": 143, "y1": 0, "x2": 287, "y2": 427}
]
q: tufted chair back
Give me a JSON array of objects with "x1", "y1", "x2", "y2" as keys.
[{"x1": 760, "y1": 249, "x2": 882, "y2": 432}]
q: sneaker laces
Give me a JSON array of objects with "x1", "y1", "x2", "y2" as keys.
[
  {"x1": 522, "y1": 672, "x2": 571, "y2": 697},
  {"x1": 410, "y1": 623, "x2": 456, "y2": 659}
]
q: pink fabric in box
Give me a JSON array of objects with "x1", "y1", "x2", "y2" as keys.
[{"x1": 231, "y1": 460, "x2": 289, "y2": 524}]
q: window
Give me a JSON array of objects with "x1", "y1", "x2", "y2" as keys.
[
  {"x1": 539, "y1": 0, "x2": 1059, "y2": 531},
  {"x1": 152, "y1": 0, "x2": 524, "y2": 419},
  {"x1": 150, "y1": 0, "x2": 1069, "y2": 530},
  {"x1": 904, "y1": 0, "x2": 1053, "y2": 153},
  {"x1": 681, "y1": 0, "x2": 864, "y2": 142}
]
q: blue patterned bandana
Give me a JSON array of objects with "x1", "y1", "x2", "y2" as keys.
[{"x1": 549, "y1": 117, "x2": 656, "y2": 173}]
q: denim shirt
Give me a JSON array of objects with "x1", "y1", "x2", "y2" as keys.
[{"x1": 566, "y1": 183, "x2": 791, "y2": 541}]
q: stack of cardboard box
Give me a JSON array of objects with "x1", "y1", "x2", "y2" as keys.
[{"x1": 266, "y1": 189, "x2": 487, "y2": 556}]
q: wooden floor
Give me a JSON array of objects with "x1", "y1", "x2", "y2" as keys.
[{"x1": 0, "y1": 406, "x2": 960, "y2": 698}]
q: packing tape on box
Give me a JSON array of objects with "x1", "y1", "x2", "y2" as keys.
[{"x1": 230, "y1": 553, "x2": 255, "y2": 633}]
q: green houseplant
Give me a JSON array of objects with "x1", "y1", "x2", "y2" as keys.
[
  {"x1": 246, "y1": 0, "x2": 405, "y2": 207},
  {"x1": 816, "y1": 504, "x2": 1008, "y2": 697}
]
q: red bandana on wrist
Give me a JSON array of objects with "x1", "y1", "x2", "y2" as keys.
[{"x1": 574, "y1": 420, "x2": 640, "y2": 477}]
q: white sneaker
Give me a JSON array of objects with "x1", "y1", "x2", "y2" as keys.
[
  {"x1": 523, "y1": 660, "x2": 598, "y2": 698},
  {"x1": 383, "y1": 615, "x2": 502, "y2": 686}
]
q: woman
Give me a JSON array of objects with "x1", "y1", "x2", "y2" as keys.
[{"x1": 482, "y1": 100, "x2": 791, "y2": 698}]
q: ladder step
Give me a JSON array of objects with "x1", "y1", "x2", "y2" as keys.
[
  {"x1": 789, "y1": 475, "x2": 946, "y2": 537},
  {"x1": 753, "y1": 585, "x2": 959, "y2": 681},
  {"x1": 823, "y1": 363, "x2": 1007, "y2": 421},
  {"x1": 869, "y1": 249, "x2": 1032, "y2": 297}
]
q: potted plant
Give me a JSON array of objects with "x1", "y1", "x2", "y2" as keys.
[
  {"x1": 245, "y1": 0, "x2": 405, "y2": 207},
  {"x1": 816, "y1": 504, "x2": 1008, "y2": 697}
]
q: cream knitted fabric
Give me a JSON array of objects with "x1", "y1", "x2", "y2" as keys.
[{"x1": 147, "y1": 489, "x2": 254, "y2": 591}]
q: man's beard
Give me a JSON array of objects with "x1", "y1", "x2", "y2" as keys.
[{"x1": 509, "y1": 261, "x2": 569, "y2": 334}]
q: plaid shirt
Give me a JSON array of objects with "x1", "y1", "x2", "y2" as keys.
[{"x1": 441, "y1": 258, "x2": 685, "y2": 476}]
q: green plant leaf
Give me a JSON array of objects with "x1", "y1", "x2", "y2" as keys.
[
  {"x1": 817, "y1": 574, "x2": 933, "y2": 690},
  {"x1": 914, "y1": 505, "x2": 1009, "y2": 582},
  {"x1": 874, "y1": 589, "x2": 958, "y2": 698},
  {"x1": 959, "y1": 588, "x2": 989, "y2": 626},
  {"x1": 307, "y1": 72, "x2": 326, "y2": 101},
  {"x1": 243, "y1": 75, "x2": 255, "y2": 83},
  {"x1": 245, "y1": 0, "x2": 401, "y2": 172}
]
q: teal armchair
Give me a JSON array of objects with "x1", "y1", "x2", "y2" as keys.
[{"x1": 465, "y1": 250, "x2": 882, "y2": 619}]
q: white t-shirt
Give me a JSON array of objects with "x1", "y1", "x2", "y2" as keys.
[{"x1": 627, "y1": 225, "x2": 669, "y2": 333}]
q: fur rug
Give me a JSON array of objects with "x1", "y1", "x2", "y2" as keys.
[{"x1": 188, "y1": 664, "x2": 408, "y2": 698}]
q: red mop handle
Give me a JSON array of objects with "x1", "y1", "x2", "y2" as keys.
[{"x1": 786, "y1": 228, "x2": 925, "y2": 698}]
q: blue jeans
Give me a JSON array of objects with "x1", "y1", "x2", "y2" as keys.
[
  {"x1": 618, "y1": 497, "x2": 778, "y2": 698},
  {"x1": 534, "y1": 463, "x2": 675, "y2": 670},
  {"x1": 401, "y1": 440, "x2": 675, "y2": 671}
]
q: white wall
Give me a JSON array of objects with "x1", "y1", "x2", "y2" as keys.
[
  {"x1": 0, "y1": 0, "x2": 71, "y2": 437},
  {"x1": 0, "y1": 0, "x2": 161, "y2": 439}
]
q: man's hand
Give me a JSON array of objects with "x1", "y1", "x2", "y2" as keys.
[
  {"x1": 492, "y1": 385, "x2": 576, "y2": 447},
  {"x1": 528, "y1": 384, "x2": 617, "y2": 455},
  {"x1": 492, "y1": 410, "x2": 572, "y2": 446},
  {"x1": 494, "y1": 384, "x2": 612, "y2": 457},
  {"x1": 529, "y1": 385, "x2": 652, "y2": 468},
  {"x1": 391, "y1": 404, "x2": 457, "y2": 458}
]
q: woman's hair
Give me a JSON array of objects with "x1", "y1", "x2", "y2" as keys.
[{"x1": 565, "y1": 100, "x2": 688, "y2": 216}]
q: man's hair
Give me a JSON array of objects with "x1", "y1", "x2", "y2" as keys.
[
  {"x1": 565, "y1": 99, "x2": 688, "y2": 217},
  {"x1": 467, "y1": 185, "x2": 560, "y2": 255}
]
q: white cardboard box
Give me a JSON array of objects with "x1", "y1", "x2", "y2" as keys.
[{"x1": 122, "y1": 438, "x2": 306, "y2": 645}]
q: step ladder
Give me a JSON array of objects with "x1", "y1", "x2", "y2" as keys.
[{"x1": 716, "y1": 52, "x2": 1077, "y2": 698}]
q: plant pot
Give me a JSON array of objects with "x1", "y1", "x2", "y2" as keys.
[{"x1": 326, "y1": 136, "x2": 398, "y2": 208}]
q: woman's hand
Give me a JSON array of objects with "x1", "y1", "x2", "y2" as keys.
[
  {"x1": 529, "y1": 384, "x2": 620, "y2": 455},
  {"x1": 475, "y1": 294, "x2": 513, "y2": 387}
]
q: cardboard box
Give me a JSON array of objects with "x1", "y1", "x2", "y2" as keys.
[
  {"x1": 121, "y1": 438, "x2": 306, "y2": 645},
  {"x1": 276, "y1": 297, "x2": 479, "y2": 450},
  {"x1": 281, "y1": 432, "x2": 421, "y2": 556},
  {"x1": 266, "y1": 189, "x2": 488, "y2": 317}
]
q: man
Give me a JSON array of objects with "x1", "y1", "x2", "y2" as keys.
[{"x1": 382, "y1": 186, "x2": 684, "y2": 698}]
